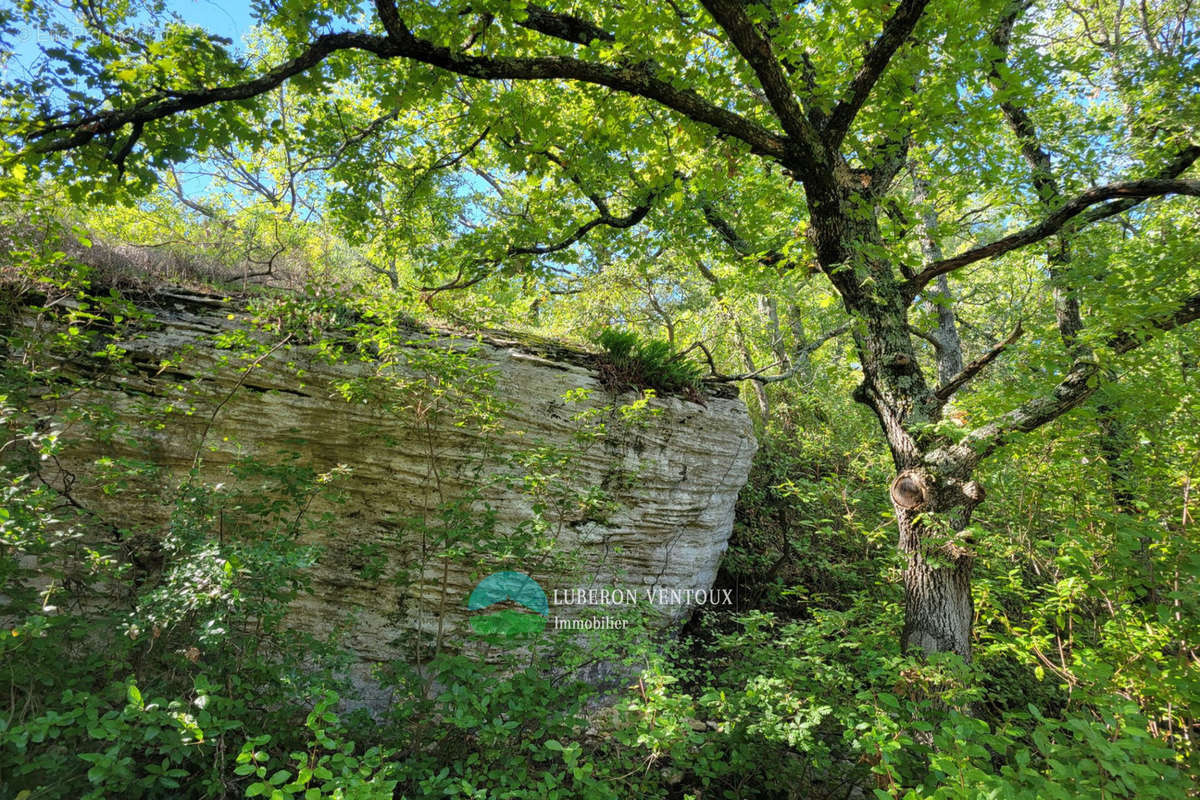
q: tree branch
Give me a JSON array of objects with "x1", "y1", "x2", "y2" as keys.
[
  {"x1": 28, "y1": 6, "x2": 790, "y2": 168},
  {"x1": 367, "y1": 0, "x2": 788, "y2": 161},
  {"x1": 934, "y1": 321, "x2": 1022, "y2": 403},
  {"x1": 165, "y1": 166, "x2": 230, "y2": 224},
  {"x1": 700, "y1": 201, "x2": 791, "y2": 268},
  {"x1": 29, "y1": 32, "x2": 392, "y2": 155},
  {"x1": 908, "y1": 324, "x2": 944, "y2": 351},
  {"x1": 953, "y1": 292, "x2": 1200, "y2": 463},
  {"x1": 706, "y1": 323, "x2": 849, "y2": 383},
  {"x1": 1109, "y1": 291, "x2": 1200, "y2": 355},
  {"x1": 863, "y1": 133, "x2": 911, "y2": 197},
  {"x1": 1076, "y1": 145, "x2": 1200, "y2": 226},
  {"x1": 418, "y1": 187, "x2": 660, "y2": 294},
  {"x1": 698, "y1": 0, "x2": 823, "y2": 172},
  {"x1": 28, "y1": 0, "x2": 792, "y2": 167},
  {"x1": 824, "y1": 0, "x2": 931, "y2": 146},
  {"x1": 905, "y1": 178, "x2": 1200, "y2": 297},
  {"x1": 990, "y1": 1, "x2": 1060, "y2": 208},
  {"x1": 518, "y1": 4, "x2": 614, "y2": 45},
  {"x1": 527, "y1": 146, "x2": 611, "y2": 214},
  {"x1": 507, "y1": 191, "x2": 658, "y2": 257}
]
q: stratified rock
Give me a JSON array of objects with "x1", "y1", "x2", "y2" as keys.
[{"x1": 28, "y1": 289, "x2": 756, "y2": 673}]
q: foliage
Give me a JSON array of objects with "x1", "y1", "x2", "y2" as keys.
[
  {"x1": 3, "y1": 188, "x2": 1199, "y2": 800},
  {"x1": 594, "y1": 328, "x2": 706, "y2": 397}
]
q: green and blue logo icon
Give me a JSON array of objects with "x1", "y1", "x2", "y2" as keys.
[{"x1": 467, "y1": 571, "x2": 548, "y2": 636}]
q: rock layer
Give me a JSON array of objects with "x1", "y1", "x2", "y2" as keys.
[{"x1": 35, "y1": 289, "x2": 756, "y2": 667}]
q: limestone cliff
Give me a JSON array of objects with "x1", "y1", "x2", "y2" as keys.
[{"x1": 28, "y1": 289, "x2": 756, "y2": 668}]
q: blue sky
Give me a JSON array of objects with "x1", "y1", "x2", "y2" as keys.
[
  {"x1": 171, "y1": 0, "x2": 255, "y2": 47},
  {"x1": 5, "y1": 1, "x2": 256, "y2": 75},
  {"x1": 3, "y1": 2, "x2": 267, "y2": 201}
]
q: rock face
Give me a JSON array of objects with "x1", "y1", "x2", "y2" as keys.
[{"x1": 33, "y1": 289, "x2": 756, "y2": 671}]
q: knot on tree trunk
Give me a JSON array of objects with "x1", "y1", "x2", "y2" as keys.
[{"x1": 890, "y1": 470, "x2": 930, "y2": 510}]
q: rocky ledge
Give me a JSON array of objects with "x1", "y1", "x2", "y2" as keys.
[{"x1": 23, "y1": 288, "x2": 756, "y2": 675}]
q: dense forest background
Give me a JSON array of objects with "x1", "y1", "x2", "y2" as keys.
[{"x1": 1, "y1": 0, "x2": 1199, "y2": 797}]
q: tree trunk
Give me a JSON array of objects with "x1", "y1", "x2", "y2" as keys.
[
  {"x1": 1096, "y1": 390, "x2": 1136, "y2": 515},
  {"x1": 897, "y1": 509, "x2": 974, "y2": 660},
  {"x1": 889, "y1": 468, "x2": 982, "y2": 659},
  {"x1": 808, "y1": 177, "x2": 981, "y2": 663},
  {"x1": 728, "y1": 309, "x2": 770, "y2": 422},
  {"x1": 912, "y1": 168, "x2": 965, "y2": 385}
]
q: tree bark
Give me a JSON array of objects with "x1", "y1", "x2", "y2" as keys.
[
  {"x1": 991, "y1": 7, "x2": 1140, "y2": 519},
  {"x1": 899, "y1": 512, "x2": 974, "y2": 660},
  {"x1": 728, "y1": 309, "x2": 770, "y2": 423}
]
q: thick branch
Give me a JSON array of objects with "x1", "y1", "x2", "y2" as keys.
[
  {"x1": 508, "y1": 192, "x2": 657, "y2": 257},
  {"x1": 700, "y1": 201, "x2": 791, "y2": 268},
  {"x1": 934, "y1": 321, "x2": 1022, "y2": 403},
  {"x1": 954, "y1": 291, "x2": 1200, "y2": 463},
  {"x1": 370, "y1": 1, "x2": 789, "y2": 161},
  {"x1": 530, "y1": 146, "x2": 611, "y2": 214},
  {"x1": 29, "y1": 7, "x2": 789, "y2": 168},
  {"x1": 693, "y1": 259, "x2": 724, "y2": 290},
  {"x1": 28, "y1": 33, "x2": 392, "y2": 155},
  {"x1": 863, "y1": 133, "x2": 911, "y2": 197},
  {"x1": 519, "y1": 4, "x2": 614, "y2": 45},
  {"x1": 373, "y1": 0, "x2": 410, "y2": 41},
  {"x1": 701, "y1": 201, "x2": 753, "y2": 256},
  {"x1": 824, "y1": 0, "x2": 931, "y2": 146},
  {"x1": 905, "y1": 178, "x2": 1200, "y2": 296},
  {"x1": 908, "y1": 324, "x2": 944, "y2": 351},
  {"x1": 990, "y1": 2, "x2": 1060, "y2": 209},
  {"x1": 1109, "y1": 291, "x2": 1200, "y2": 354},
  {"x1": 1077, "y1": 145, "x2": 1200, "y2": 226},
  {"x1": 699, "y1": 0, "x2": 823, "y2": 172}
]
